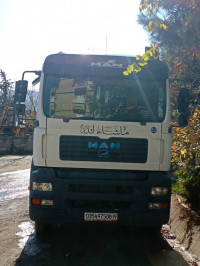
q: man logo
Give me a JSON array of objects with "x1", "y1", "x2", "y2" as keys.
[
  {"x1": 88, "y1": 142, "x2": 120, "y2": 150},
  {"x1": 98, "y1": 150, "x2": 109, "y2": 158}
]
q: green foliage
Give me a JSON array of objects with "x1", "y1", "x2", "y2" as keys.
[
  {"x1": 171, "y1": 108, "x2": 200, "y2": 210},
  {"x1": 138, "y1": 0, "x2": 200, "y2": 87},
  {"x1": 172, "y1": 168, "x2": 200, "y2": 209},
  {"x1": 123, "y1": 45, "x2": 157, "y2": 75},
  {"x1": 138, "y1": 0, "x2": 200, "y2": 209},
  {"x1": 0, "y1": 69, "x2": 13, "y2": 108},
  {"x1": 0, "y1": 69, "x2": 13, "y2": 103}
]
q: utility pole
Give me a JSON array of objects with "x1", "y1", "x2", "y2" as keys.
[{"x1": 106, "y1": 35, "x2": 108, "y2": 55}]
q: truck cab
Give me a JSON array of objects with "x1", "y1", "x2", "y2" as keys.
[{"x1": 29, "y1": 54, "x2": 172, "y2": 234}]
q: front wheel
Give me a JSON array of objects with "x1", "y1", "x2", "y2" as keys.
[{"x1": 35, "y1": 222, "x2": 51, "y2": 235}]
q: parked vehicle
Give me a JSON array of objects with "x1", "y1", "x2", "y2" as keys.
[{"x1": 24, "y1": 53, "x2": 189, "y2": 234}]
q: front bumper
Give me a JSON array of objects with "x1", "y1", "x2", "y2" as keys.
[{"x1": 29, "y1": 167, "x2": 171, "y2": 226}]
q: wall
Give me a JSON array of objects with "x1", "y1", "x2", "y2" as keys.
[{"x1": 0, "y1": 135, "x2": 33, "y2": 154}]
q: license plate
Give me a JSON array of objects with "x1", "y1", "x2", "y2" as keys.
[{"x1": 84, "y1": 212, "x2": 118, "y2": 222}]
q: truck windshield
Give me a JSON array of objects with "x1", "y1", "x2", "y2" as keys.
[{"x1": 43, "y1": 75, "x2": 166, "y2": 122}]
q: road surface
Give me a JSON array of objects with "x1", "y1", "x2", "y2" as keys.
[{"x1": 0, "y1": 169, "x2": 190, "y2": 266}]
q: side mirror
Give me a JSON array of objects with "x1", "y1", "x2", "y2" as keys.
[
  {"x1": 178, "y1": 114, "x2": 188, "y2": 127},
  {"x1": 32, "y1": 77, "x2": 40, "y2": 86},
  {"x1": 32, "y1": 71, "x2": 41, "y2": 86},
  {"x1": 15, "y1": 80, "x2": 28, "y2": 102},
  {"x1": 178, "y1": 88, "x2": 189, "y2": 127},
  {"x1": 178, "y1": 88, "x2": 189, "y2": 113},
  {"x1": 14, "y1": 103, "x2": 25, "y2": 116}
]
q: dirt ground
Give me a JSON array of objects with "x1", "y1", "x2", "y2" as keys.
[
  {"x1": 0, "y1": 155, "x2": 32, "y2": 174},
  {"x1": 0, "y1": 155, "x2": 200, "y2": 265},
  {"x1": 0, "y1": 155, "x2": 32, "y2": 266}
]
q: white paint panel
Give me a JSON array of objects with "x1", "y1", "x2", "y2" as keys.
[{"x1": 45, "y1": 119, "x2": 166, "y2": 171}]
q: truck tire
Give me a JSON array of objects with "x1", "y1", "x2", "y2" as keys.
[
  {"x1": 146, "y1": 226, "x2": 162, "y2": 236},
  {"x1": 35, "y1": 222, "x2": 51, "y2": 235}
]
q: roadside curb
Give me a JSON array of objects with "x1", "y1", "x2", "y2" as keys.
[{"x1": 167, "y1": 193, "x2": 200, "y2": 264}]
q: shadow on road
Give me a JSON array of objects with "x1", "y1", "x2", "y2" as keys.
[{"x1": 15, "y1": 223, "x2": 188, "y2": 266}]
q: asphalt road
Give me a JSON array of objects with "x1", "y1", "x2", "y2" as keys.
[{"x1": 0, "y1": 169, "x2": 189, "y2": 266}]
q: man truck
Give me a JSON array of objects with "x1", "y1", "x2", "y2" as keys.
[{"x1": 25, "y1": 53, "x2": 188, "y2": 234}]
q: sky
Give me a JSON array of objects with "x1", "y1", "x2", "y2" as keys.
[{"x1": 0, "y1": 0, "x2": 149, "y2": 85}]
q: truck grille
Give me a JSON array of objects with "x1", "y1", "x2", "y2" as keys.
[
  {"x1": 60, "y1": 136, "x2": 148, "y2": 163},
  {"x1": 71, "y1": 200, "x2": 130, "y2": 209},
  {"x1": 69, "y1": 184, "x2": 132, "y2": 194}
]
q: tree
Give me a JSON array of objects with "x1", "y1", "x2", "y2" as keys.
[
  {"x1": 0, "y1": 70, "x2": 14, "y2": 108},
  {"x1": 138, "y1": 0, "x2": 200, "y2": 210},
  {"x1": 138, "y1": 0, "x2": 200, "y2": 88},
  {"x1": 26, "y1": 87, "x2": 38, "y2": 118}
]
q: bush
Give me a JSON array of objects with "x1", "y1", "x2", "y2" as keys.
[{"x1": 172, "y1": 108, "x2": 200, "y2": 210}]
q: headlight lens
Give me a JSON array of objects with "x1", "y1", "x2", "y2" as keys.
[
  {"x1": 33, "y1": 182, "x2": 52, "y2": 191},
  {"x1": 148, "y1": 203, "x2": 161, "y2": 209},
  {"x1": 151, "y1": 187, "x2": 168, "y2": 195}
]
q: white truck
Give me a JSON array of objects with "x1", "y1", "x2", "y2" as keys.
[{"x1": 25, "y1": 53, "x2": 188, "y2": 234}]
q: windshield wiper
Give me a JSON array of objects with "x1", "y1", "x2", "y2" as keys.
[{"x1": 63, "y1": 117, "x2": 95, "y2": 122}]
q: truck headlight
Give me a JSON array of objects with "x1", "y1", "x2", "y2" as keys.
[
  {"x1": 33, "y1": 182, "x2": 52, "y2": 191},
  {"x1": 151, "y1": 187, "x2": 168, "y2": 195}
]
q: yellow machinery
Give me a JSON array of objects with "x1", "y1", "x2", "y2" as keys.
[
  {"x1": 0, "y1": 106, "x2": 14, "y2": 135},
  {"x1": 0, "y1": 106, "x2": 35, "y2": 136}
]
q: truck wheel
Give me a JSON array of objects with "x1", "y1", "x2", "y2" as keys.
[
  {"x1": 146, "y1": 226, "x2": 162, "y2": 236},
  {"x1": 35, "y1": 222, "x2": 51, "y2": 235}
]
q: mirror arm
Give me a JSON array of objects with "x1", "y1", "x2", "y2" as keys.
[{"x1": 22, "y1": 70, "x2": 41, "y2": 81}]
